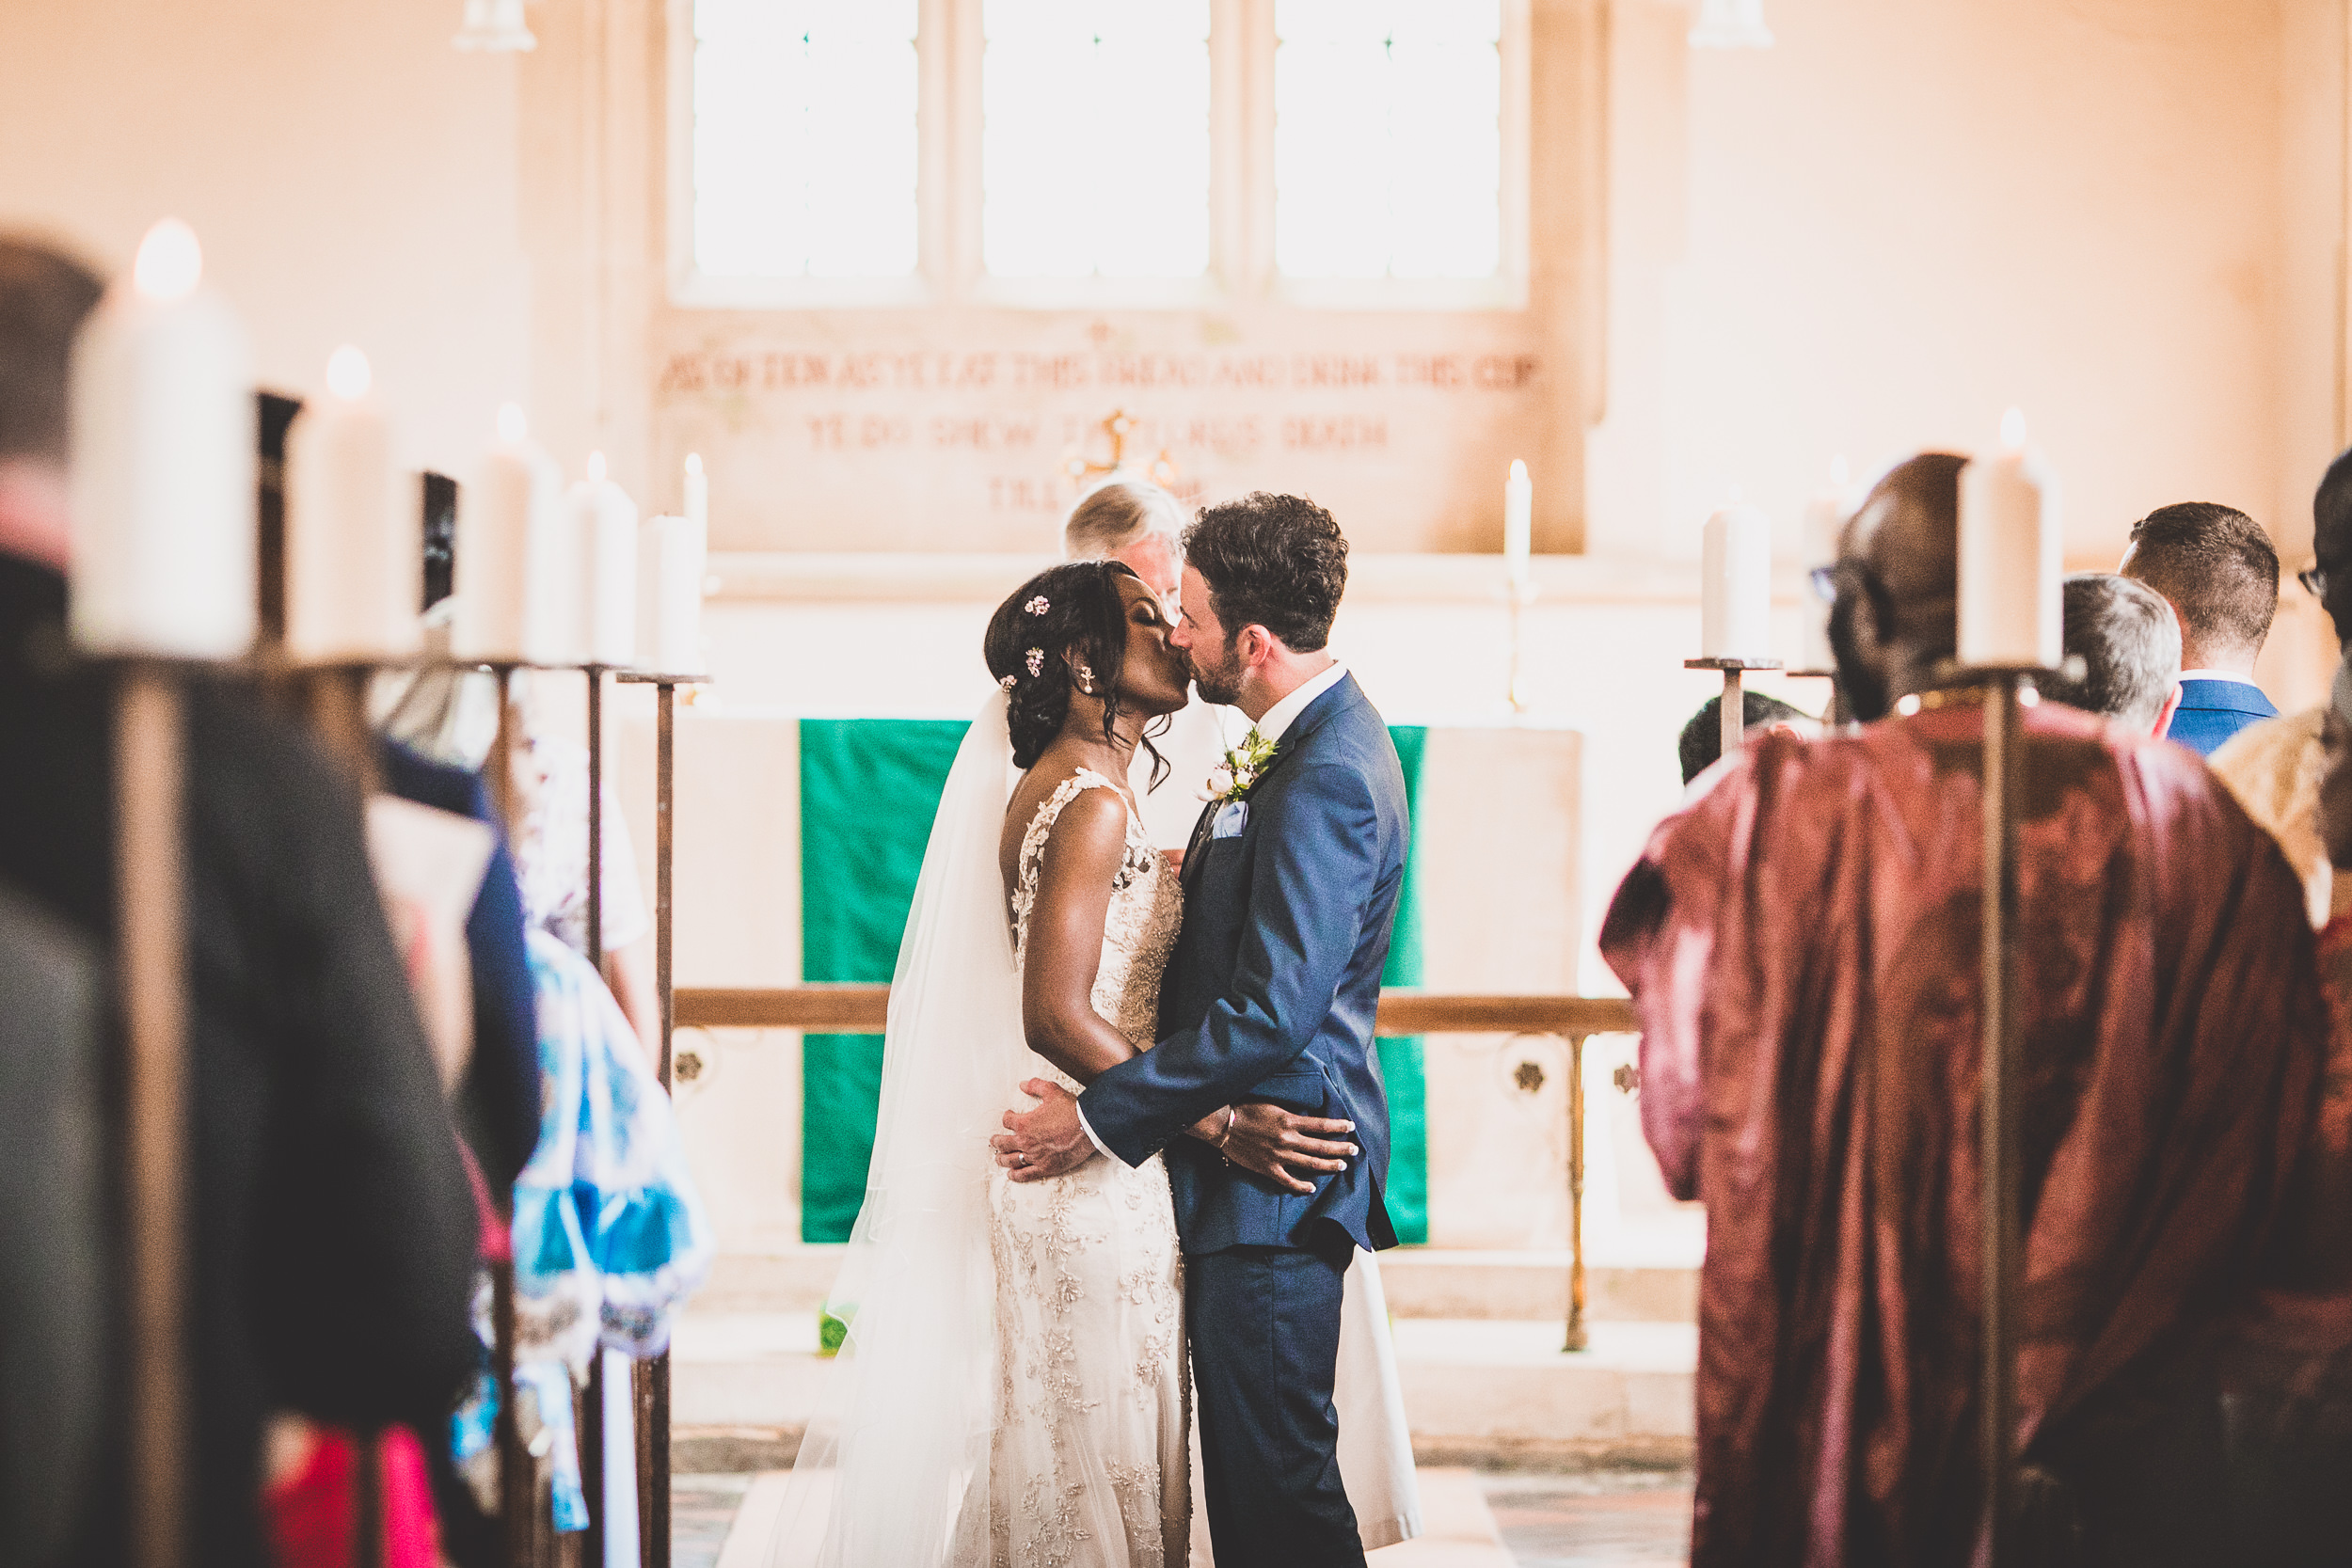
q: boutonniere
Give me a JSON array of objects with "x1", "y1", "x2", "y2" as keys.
[{"x1": 1201, "y1": 728, "x2": 1278, "y2": 805}]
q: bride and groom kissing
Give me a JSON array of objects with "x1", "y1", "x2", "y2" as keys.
[{"x1": 767, "y1": 492, "x2": 1418, "y2": 1568}]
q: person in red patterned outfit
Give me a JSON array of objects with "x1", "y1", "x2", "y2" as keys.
[{"x1": 1601, "y1": 452, "x2": 2341, "y2": 1567}]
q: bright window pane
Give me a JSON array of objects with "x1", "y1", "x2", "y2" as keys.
[
  {"x1": 982, "y1": 1, "x2": 1212, "y2": 280},
  {"x1": 692, "y1": 0, "x2": 919, "y2": 279},
  {"x1": 1276, "y1": 0, "x2": 1502, "y2": 279}
]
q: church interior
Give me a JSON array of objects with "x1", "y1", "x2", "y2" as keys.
[{"x1": 8, "y1": 1, "x2": 2352, "y2": 1565}]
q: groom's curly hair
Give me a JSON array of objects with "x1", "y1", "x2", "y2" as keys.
[
  {"x1": 985, "y1": 559, "x2": 1168, "y2": 785},
  {"x1": 1182, "y1": 492, "x2": 1348, "y2": 653}
]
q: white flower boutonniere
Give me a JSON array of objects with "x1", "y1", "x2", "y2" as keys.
[{"x1": 1202, "y1": 728, "x2": 1278, "y2": 805}]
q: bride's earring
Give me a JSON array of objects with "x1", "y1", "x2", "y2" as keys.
[{"x1": 1075, "y1": 661, "x2": 1095, "y2": 694}]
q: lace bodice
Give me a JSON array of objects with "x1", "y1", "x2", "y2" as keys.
[{"x1": 1010, "y1": 769, "x2": 1184, "y2": 1080}]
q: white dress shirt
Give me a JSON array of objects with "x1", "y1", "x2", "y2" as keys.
[{"x1": 1073, "y1": 660, "x2": 1348, "y2": 1166}]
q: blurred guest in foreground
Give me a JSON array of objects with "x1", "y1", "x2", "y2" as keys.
[
  {"x1": 2043, "y1": 572, "x2": 2183, "y2": 736},
  {"x1": 2116, "y1": 502, "x2": 2280, "y2": 753},
  {"x1": 1676, "y1": 689, "x2": 1817, "y2": 789},
  {"x1": 0, "y1": 233, "x2": 479, "y2": 1567},
  {"x1": 2215, "y1": 454, "x2": 2352, "y2": 925},
  {"x1": 1601, "y1": 452, "x2": 2329, "y2": 1567}
]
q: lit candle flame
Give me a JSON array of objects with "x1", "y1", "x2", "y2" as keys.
[
  {"x1": 325, "y1": 344, "x2": 372, "y2": 401},
  {"x1": 587, "y1": 451, "x2": 608, "y2": 483},
  {"x1": 2000, "y1": 408, "x2": 2027, "y2": 450},
  {"x1": 1509, "y1": 459, "x2": 1528, "y2": 483},
  {"x1": 132, "y1": 218, "x2": 203, "y2": 302},
  {"x1": 685, "y1": 452, "x2": 704, "y2": 477},
  {"x1": 497, "y1": 403, "x2": 527, "y2": 444}
]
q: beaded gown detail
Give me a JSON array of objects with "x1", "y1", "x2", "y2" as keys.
[{"x1": 991, "y1": 768, "x2": 1189, "y2": 1568}]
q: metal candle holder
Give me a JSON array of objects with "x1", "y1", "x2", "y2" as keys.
[
  {"x1": 1931, "y1": 656, "x2": 2077, "y2": 1566},
  {"x1": 613, "y1": 668, "x2": 706, "y2": 1568},
  {"x1": 1684, "y1": 657, "x2": 1785, "y2": 757}
]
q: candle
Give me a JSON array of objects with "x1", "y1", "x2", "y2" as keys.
[
  {"x1": 454, "y1": 403, "x2": 575, "y2": 663},
  {"x1": 1958, "y1": 409, "x2": 2062, "y2": 667},
  {"x1": 284, "y1": 346, "x2": 417, "y2": 662},
  {"x1": 1503, "y1": 458, "x2": 1532, "y2": 588},
  {"x1": 572, "y1": 451, "x2": 638, "y2": 667},
  {"x1": 68, "y1": 218, "x2": 255, "y2": 658},
  {"x1": 638, "y1": 512, "x2": 707, "y2": 675},
  {"x1": 1700, "y1": 499, "x2": 1772, "y2": 661},
  {"x1": 683, "y1": 451, "x2": 708, "y2": 533},
  {"x1": 1798, "y1": 455, "x2": 1854, "y2": 673}
]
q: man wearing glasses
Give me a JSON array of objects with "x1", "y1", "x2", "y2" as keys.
[{"x1": 2213, "y1": 452, "x2": 2352, "y2": 927}]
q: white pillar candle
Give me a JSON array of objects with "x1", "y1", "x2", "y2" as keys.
[
  {"x1": 1798, "y1": 455, "x2": 1853, "y2": 673},
  {"x1": 69, "y1": 219, "x2": 255, "y2": 659},
  {"x1": 1503, "y1": 458, "x2": 1532, "y2": 588},
  {"x1": 454, "y1": 404, "x2": 575, "y2": 664},
  {"x1": 683, "y1": 451, "x2": 708, "y2": 534},
  {"x1": 1958, "y1": 409, "x2": 2062, "y2": 667},
  {"x1": 284, "y1": 346, "x2": 417, "y2": 662},
  {"x1": 1700, "y1": 500, "x2": 1772, "y2": 661},
  {"x1": 638, "y1": 513, "x2": 707, "y2": 675},
  {"x1": 572, "y1": 451, "x2": 638, "y2": 667}
]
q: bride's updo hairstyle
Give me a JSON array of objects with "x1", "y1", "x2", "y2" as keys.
[{"x1": 985, "y1": 559, "x2": 1168, "y2": 785}]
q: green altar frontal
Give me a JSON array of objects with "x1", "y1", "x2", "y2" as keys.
[{"x1": 798, "y1": 718, "x2": 1431, "y2": 1245}]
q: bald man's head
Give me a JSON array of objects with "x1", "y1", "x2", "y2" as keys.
[{"x1": 1829, "y1": 452, "x2": 1966, "y2": 721}]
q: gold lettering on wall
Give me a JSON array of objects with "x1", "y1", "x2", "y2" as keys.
[{"x1": 657, "y1": 327, "x2": 1546, "y2": 554}]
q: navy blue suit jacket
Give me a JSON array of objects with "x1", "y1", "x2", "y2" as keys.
[
  {"x1": 2165, "y1": 677, "x2": 2278, "y2": 757},
  {"x1": 1081, "y1": 673, "x2": 1406, "y2": 1259}
]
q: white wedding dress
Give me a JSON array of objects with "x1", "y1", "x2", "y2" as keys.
[
  {"x1": 757, "y1": 695, "x2": 1416, "y2": 1568},
  {"x1": 990, "y1": 768, "x2": 1190, "y2": 1566}
]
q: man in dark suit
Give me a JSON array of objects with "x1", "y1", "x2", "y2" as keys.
[
  {"x1": 2118, "y1": 501, "x2": 2280, "y2": 754},
  {"x1": 996, "y1": 493, "x2": 1406, "y2": 1568},
  {"x1": 0, "y1": 234, "x2": 479, "y2": 1567},
  {"x1": 0, "y1": 883, "x2": 105, "y2": 1568}
]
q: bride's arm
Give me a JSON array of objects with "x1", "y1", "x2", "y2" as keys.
[
  {"x1": 1019, "y1": 790, "x2": 1232, "y2": 1142},
  {"x1": 1018, "y1": 789, "x2": 1152, "y2": 1085}
]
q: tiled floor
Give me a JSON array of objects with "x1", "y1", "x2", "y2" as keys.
[
  {"x1": 670, "y1": 1468, "x2": 1693, "y2": 1568},
  {"x1": 1481, "y1": 1472, "x2": 1692, "y2": 1567}
]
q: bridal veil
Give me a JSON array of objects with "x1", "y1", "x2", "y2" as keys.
[{"x1": 762, "y1": 690, "x2": 1028, "y2": 1567}]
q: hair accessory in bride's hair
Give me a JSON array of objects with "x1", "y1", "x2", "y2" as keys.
[
  {"x1": 1025, "y1": 595, "x2": 1050, "y2": 615},
  {"x1": 1025, "y1": 647, "x2": 1044, "y2": 677},
  {"x1": 999, "y1": 674, "x2": 1017, "y2": 691}
]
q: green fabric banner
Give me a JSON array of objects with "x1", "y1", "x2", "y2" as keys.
[
  {"x1": 1378, "y1": 725, "x2": 1429, "y2": 1244},
  {"x1": 800, "y1": 718, "x2": 1431, "y2": 1245},
  {"x1": 799, "y1": 720, "x2": 971, "y2": 1244}
]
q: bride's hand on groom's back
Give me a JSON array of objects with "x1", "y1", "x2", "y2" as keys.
[{"x1": 1214, "y1": 1103, "x2": 1359, "y2": 1196}]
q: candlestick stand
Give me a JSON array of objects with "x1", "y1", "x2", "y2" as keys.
[
  {"x1": 1932, "y1": 657, "x2": 2075, "y2": 1567},
  {"x1": 616, "y1": 669, "x2": 705, "y2": 1568},
  {"x1": 1685, "y1": 657, "x2": 1784, "y2": 758},
  {"x1": 118, "y1": 662, "x2": 189, "y2": 1568},
  {"x1": 580, "y1": 664, "x2": 610, "y2": 1568}
]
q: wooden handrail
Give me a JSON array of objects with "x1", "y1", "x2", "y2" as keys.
[{"x1": 674, "y1": 985, "x2": 1638, "y2": 1037}]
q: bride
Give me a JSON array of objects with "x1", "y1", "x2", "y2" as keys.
[{"x1": 765, "y1": 560, "x2": 1412, "y2": 1567}]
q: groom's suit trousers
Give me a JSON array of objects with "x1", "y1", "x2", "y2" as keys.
[{"x1": 1187, "y1": 1244, "x2": 1366, "y2": 1568}]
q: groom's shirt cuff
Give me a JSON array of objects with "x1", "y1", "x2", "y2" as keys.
[{"x1": 1074, "y1": 1101, "x2": 1130, "y2": 1168}]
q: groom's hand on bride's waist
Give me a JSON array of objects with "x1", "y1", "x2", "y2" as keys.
[{"x1": 993, "y1": 1080, "x2": 1098, "y2": 1181}]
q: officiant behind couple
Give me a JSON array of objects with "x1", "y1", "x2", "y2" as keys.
[{"x1": 761, "y1": 493, "x2": 1419, "y2": 1568}]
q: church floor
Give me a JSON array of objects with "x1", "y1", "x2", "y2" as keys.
[{"x1": 668, "y1": 1466, "x2": 1693, "y2": 1567}]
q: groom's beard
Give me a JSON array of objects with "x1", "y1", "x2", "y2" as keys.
[{"x1": 1188, "y1": 637, "x2": 1246, "y2": 706}]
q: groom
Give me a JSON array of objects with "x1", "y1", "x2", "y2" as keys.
[{"x1": 995, "y1": 491, "x2": 1407, "y2": 1568}]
